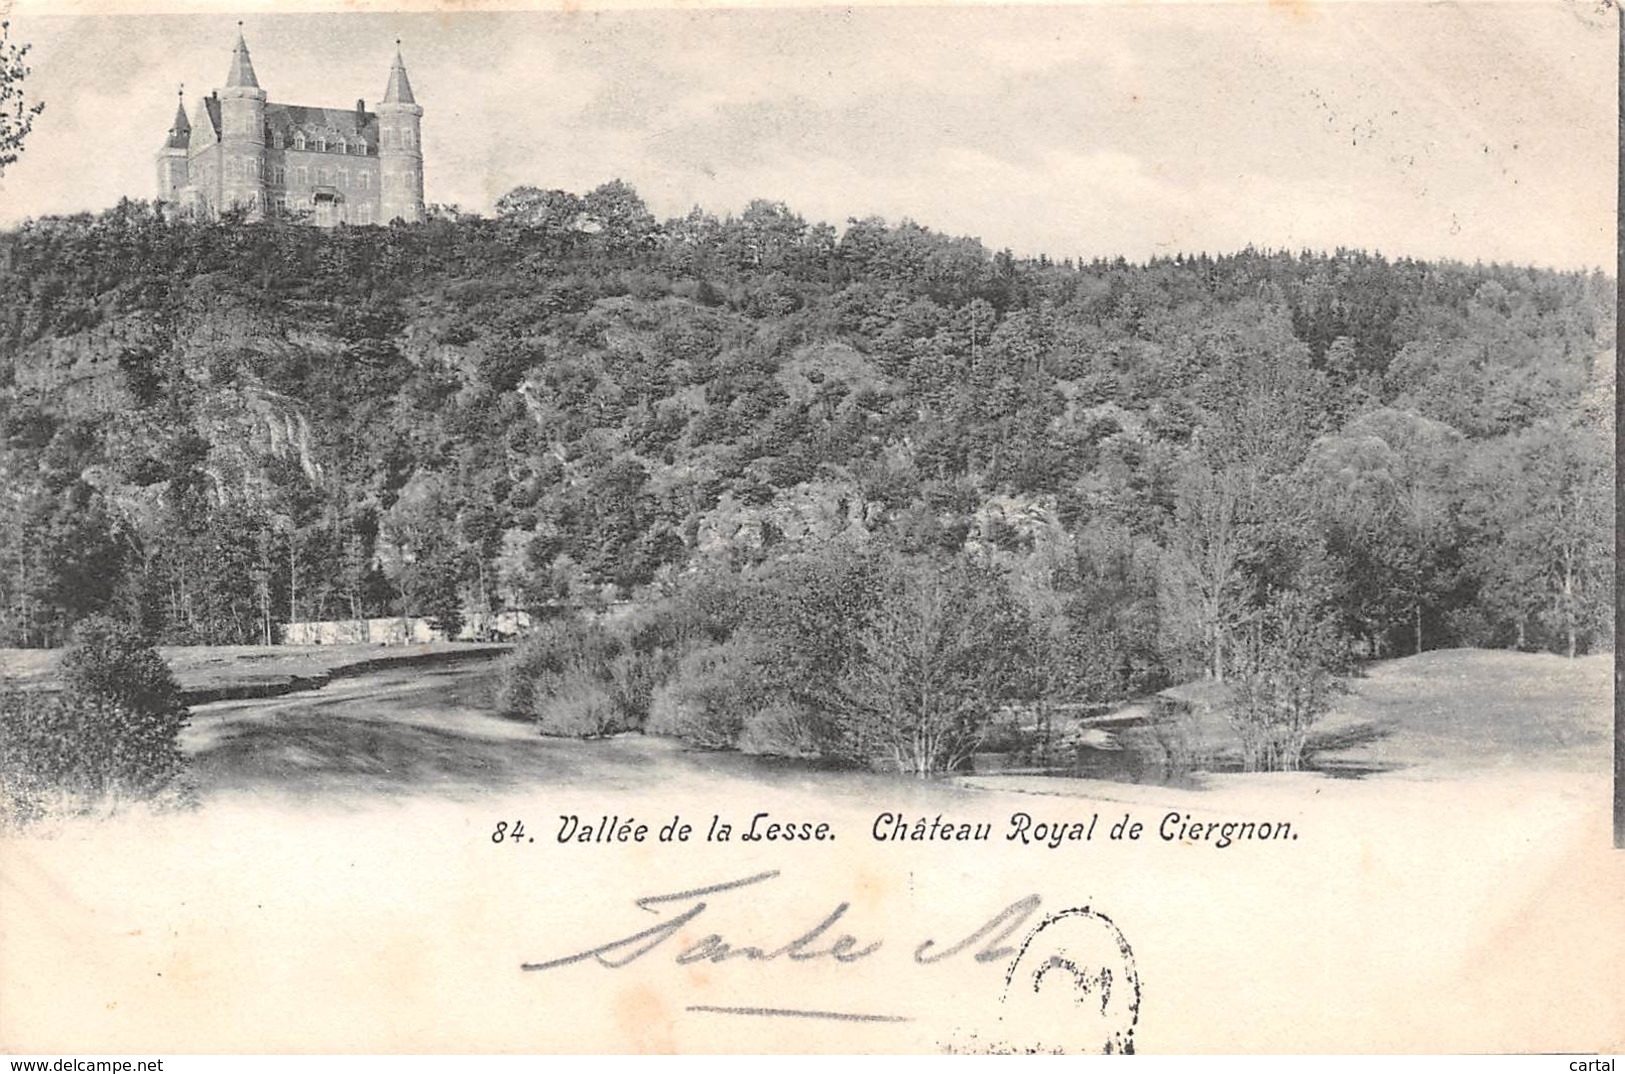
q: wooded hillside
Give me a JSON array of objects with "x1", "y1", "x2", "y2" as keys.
[{"x1": 1, "y1": 188, "x2": 1612, "y2": 696}]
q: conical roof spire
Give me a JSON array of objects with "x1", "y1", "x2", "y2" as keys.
[
  {"x1": 226, "y1": 24, "x2": 260, "y2": 89},
  {"x1": 165, "y1": 86, "x2": 192, "y2": 148},
  {"x1": 382, "y1": 41, "x2": 416, "y2": 105}
]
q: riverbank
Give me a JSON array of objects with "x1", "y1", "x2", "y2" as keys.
[{"x1": 0, "y1": 641, "x2": 511, "y2": 704}]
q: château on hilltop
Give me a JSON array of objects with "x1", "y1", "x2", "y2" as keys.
[{"x1": 156, "y1": 29, "x2": 425, "y2": 226}]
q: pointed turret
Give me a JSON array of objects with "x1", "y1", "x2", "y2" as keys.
[
  {"x1": 218, "y1": 24, "x2": 268, "y2": 218},
  {"x1": 164, "y1": 90, "x2": 192, "y2": 149},
  {"x1": 382, "y1": 44, "x2": 416, "y2": 105},
  {"x1": 377, "y1": 40, "x2": 425, "y2": 223},
  {"x1": 225, "y1": 26, "x2": 260, "y2": 89},
  {"x1": 156, "y1": 87, "x2": 194, "y2": 207}
]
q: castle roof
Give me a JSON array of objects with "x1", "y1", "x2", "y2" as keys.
[
  {"x1": 382, "y1": 46, "x2": 416, "y2": 105},
  {"x1": 166, "y1": 34, "x2": 411, "y2": 155},
  {"x1": 264, "y1": 103, "x2": 379, "y2": 148},
  {"x1": 226, "y1": 29, "x2": 260, "y2": 89},
  {"x1": 191, "y1": 95, "x2": 221, "y2": 142},
  {"x1": 165, "y1": 98, "x2": 192, "y2": 149}
]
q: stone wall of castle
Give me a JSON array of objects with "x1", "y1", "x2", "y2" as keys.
[{"x1": 265, "y1": 147, "x2": 385, "y2": 225}]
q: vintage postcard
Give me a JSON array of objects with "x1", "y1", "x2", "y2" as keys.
[{"x1": 0, "y1": 0, "x2": 1619, "y2": 1056}]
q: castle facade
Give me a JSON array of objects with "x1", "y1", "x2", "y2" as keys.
[{"x1": 157, "y1": 31, "x2": 425, "y2": 226}]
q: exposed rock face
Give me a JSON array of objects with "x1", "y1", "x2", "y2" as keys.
[{"x1": 692, "y1": 479, "x2": 875, "y2": 554}]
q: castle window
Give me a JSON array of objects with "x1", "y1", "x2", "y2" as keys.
[
  {"x1": 272, "y1": 130, "x2": 284, "y2": 149},
  {"x1": 359, "y1": 171, "x2": 370, "y2": 190},
  {"x1": 334, "y1": 137, "x2": 347, "y2": 155},
  {"x1": 314, "y1": 136, "x2": 326, "y2": 153},
  {"x1": 338, "y1": 166, "x2": 349, "y2": 188},
  {"x1": 353, "y1": 141, "x2": 367, "y2": 155},
  {"x1": 293, "y1": 130, "x2": 306, "y2": 150},
  {"x1": 295, "y1": 164, "x2": 308, "y2": 184}
]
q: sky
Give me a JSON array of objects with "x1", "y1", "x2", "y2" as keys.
[{"x1": 0, "y1": 2, "x2": 1616, "y2": 270}]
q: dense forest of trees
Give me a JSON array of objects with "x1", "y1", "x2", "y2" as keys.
[{"x1": 0, "y1": 187, "x2": 1612, "y2": 769}]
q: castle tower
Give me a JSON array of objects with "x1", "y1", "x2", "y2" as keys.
[
  {"x1": 217, "y1": 28, "x2": 267, "y2": 217},
  {"x1": 376, "y1": 43, "x2": 425, "y2": 224},
  {"x1": 155, "y1": 88, "x2": 191, "y2": 207}
]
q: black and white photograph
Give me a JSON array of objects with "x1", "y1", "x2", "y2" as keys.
[{"x1": 0, "y1": 0, "x2": 1619, "y2": 1057}]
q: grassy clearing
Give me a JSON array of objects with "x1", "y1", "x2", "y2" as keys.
[
  {"x1": 1148, "y1": 647, "x2": 1612, "y2": 775},
  {"x1": 1310, "y1": 648, "x2": 1611, "y2": 772}
]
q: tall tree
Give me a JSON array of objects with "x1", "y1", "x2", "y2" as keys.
[
  {"x1": 1159, "y1": 464, "x2": 1252, "y2": 680},
  {"x1": 1226, "y1": 589, "x2": 1348, "y2": 771},
  {"x1": 0, "y1": 21, "x2": 45, "y2": 173},
  {"x1": 1466, "y1": 418, "x2": 1612, "y2": 657},
  {"x1": 1300, "y1": 408, "x2": 1465, "y2": 655}
]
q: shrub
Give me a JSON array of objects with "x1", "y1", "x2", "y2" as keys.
[
  {"x1": 604, "y1": 646, "x2": 661, "y2": 728},
  {"x1": 646, "y1": 639, "x2": 768, "y2": 748},
  {"x1": 60, "y1": 615, "x2": 186, "y2": 722},
  {"x1": 530, "y1": 671, "x2": 626, "y2": 738},
  {"x1": 738, "y1": 699, "x2": 821, "y2": 757},
  {"x1": 1144, "y1": 699, "x2": 1210, "y2": 782},
  {"x1": 633, "y1": 567, "x2": 747, "y2": 650},
  {"x1": 0, "y1": 688, "x2": 188, "y2": 824},
  {"x1": 645, "y1": 631, "x2": 824, "y2": 755},
  {"x1": 1442, "y1": 606, "x2": 1499, "y2": 649},
  {"x1": 1225, "y1": 592, "x2": 1348, "y2": 772},
  {"x1": 496, "y1": 616, "x2": 650, "y2": 736},
  {"x1": 1, "y1": 617, "x2": 190, "y2": 825}
]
